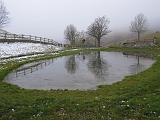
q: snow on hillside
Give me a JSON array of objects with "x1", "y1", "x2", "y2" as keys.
[{"x1": 0, "y1": 42, "x2": 62, "y2": 58}]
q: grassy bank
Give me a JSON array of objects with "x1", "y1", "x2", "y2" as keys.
[{"x1": 0, "y1": 47, "x2": 160, "y2": 120}]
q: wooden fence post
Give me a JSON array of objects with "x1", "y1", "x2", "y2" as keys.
[
  {"x1": 13, "y1": 34, "x2": 16, "y2": 40},
  {"x1": 22, "y1": 34, "x2": 24, "y2": 40},
  {"x1": 35, "y1": 36, "x2": 37, "y2": 41},
  {"x1": 4, "y1": 33, "x2": 7, "y2": 40},
  {"x1": 44, "y1": 38, "x2": 46, "y2": 43},
  {"x1": 40, "y1": 37, "x2": 42, "y2": 43},
  {"x1": 29, "y1": 35, "x2": 32, "y2": 41}
]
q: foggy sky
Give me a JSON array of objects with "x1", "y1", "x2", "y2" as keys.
[{"x1": 3, "y1": 0, "x2": 160, "y2": 42}]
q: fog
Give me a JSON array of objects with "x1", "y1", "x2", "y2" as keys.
[{"x1": 3, "y1": 0, "x2": 160, "y2": 42}]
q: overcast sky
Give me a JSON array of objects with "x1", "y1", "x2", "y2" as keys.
[{"x1": 3, "y1": 0, "x2": 160, "y2": 42}]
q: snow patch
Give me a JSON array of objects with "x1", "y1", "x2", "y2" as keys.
[{"x1": 0, "y1": 42, "x2": 63, "y2": 58}]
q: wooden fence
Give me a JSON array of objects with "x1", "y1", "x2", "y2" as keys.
[{"x1": 0, "y1": 32, "x2": 63, "y2": 47}]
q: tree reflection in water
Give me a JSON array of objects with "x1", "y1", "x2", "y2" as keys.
[
  {"x1": 76, "y1": 51, "x2": 92, "y2": 62},
  {"x1": 129, "y1": 56, "x2": 145, "y2": 74},
  {"x1": 65, "y1": 55, "x2": 79, "y2": 74},
  {"x1": 87, "y1": 51, "x2": 109, "y2": 81}
]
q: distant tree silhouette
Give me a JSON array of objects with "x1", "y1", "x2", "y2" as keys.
[
  {"x1": 64, "y1": 24, "x2": 78, "y2": 46},
  {"x1": 130, "y1": 13, "x2": 148, "y2": 41},
  {"x1": 0, "y1": 0, "x2": 9, "y2": 28}
]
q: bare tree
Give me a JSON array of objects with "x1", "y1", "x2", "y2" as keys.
[
  {"x1": 87, "y1": 16, "x2": 111, "y2": 47},
  {"x1": 130, "y1": 13, "x2": 147, "y2": 41},
  {"x1": 77, "y1": 31, "x2": 86, "y2": 41},
  {"x1": 76, "y1": 31, "x2": 87, "y2": 46},
  {"x1": 64, "y1": 24, "x2": 78, "y2": 45},
  {"x1": 0, "y1": 0, "x2": 9, "y2": 28}
]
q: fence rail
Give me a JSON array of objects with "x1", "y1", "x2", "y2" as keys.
[{"x1": 0, "y1": 33, "x2": 63, "y2": 47}]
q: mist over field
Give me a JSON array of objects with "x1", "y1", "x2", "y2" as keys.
[{"x1": 3, "y1": 0, "x2": 160, "y2": 42}]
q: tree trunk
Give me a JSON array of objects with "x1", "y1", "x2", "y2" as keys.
[
  {"x1": 71, "y1": 39, "x2": 75, "y2": 47},
  {"x1": 97, "y1": 39, "x2": 100, "y2": 47},
  {"x1": 95, "y1": 39, "x2": 97, "y2": 47},
  {"x1": 138, "y1": 32, "x2": 140, "y2": 41}
]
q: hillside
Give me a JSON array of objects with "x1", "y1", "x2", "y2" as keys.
[
  {"x1": 102, "y1": 31, "x2": 160, "y2": 46},
  {"x1": 0, "y1": 29, "x2": 63, "y2": 59}
]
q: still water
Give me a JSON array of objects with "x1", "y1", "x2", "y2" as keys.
[{"x1": 5, "y1": 52, "x2": 155, "y2": 90}]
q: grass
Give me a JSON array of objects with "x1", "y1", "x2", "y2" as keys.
[{"x1": 0, "y1": 47, "x2": 160, "y2": 120}]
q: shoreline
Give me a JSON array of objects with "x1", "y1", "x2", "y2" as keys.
[{"x1": 0, "y1": 47, "x2": 160, "y2": 119}]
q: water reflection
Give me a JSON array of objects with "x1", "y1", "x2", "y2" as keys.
[
  {"x1": 15, "y1": 59, "x2": 54, "y2": 77},
  {"x1": 123, "y1": 52, "x2": 148, "y2": 74},
  {"x1": 129, "y1": 56, "x2": 145, "y2": 74},
  {"x1": 76, "y1": 51, "x2": 91, "y2": 62},
  {"x1": 87, "y1": 51, "x2": 109, "y2": 81},
  {"x1": 4, "y1": 52, "x2": 155, "y2": 90},
  {"x1": 65, "y1": 52, "x2": 92, "y2": 74},
  {"x1": 65, "y1": 56, "x2": 79, "y2": 74}
]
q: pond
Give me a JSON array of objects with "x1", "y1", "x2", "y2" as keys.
[{"x1": 4, "y1": 51, "x2": 155, "y2": 90}]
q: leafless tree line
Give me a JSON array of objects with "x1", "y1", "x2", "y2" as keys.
[
  {"x1": 64, "y1": 13, "x2": 148, "y2": 47},
  {"x1": 64, "y1": 16, "x2": 111, "y2": 47}
]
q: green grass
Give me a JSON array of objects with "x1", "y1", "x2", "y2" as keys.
[{"x1": 0, "y1": 47, "x2": 160, "y2": 120}]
